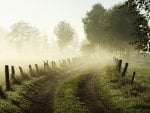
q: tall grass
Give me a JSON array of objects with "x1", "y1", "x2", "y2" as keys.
[{"x1": 95, "y1": 65, "x2": 150, "y2": 113}]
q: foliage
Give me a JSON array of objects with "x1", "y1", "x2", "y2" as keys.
[
  {"x1": 82, "y1": 1, "x2": 150, "y2": 51},
  {"x1": 95, "y1": 65, "x2": 150, "y2": 113},
  {"x1": 82, "y1": 4, "x2": 107, "y2": 46},
  {"x1": 134, "y1": 0, "x2": 150, "y2": 19},
  {"x1": 8, "y1": 21, "x2": 49, "y2": 51},
  {"x1": 0, "y1": 68, "x2": 59, "y2": 113},
  {"x1": 54, "y1": 21, "x2": 75, "y2": 50},
  {"x1": 54, "y1": 73, "x2": 89, "y2": 113},
  {"x1": 125, "y1": 0, "x2": 150, "y2": 50}
]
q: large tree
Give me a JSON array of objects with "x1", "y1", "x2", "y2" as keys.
[
  {"x1": 125, "y1": 0, "x2": 150, "y2": 50},
  {"x1": 9, "y1": 21, "x2": 49, "y2": 52},
  {"x1": 54, "y1": 21, "x2": 75, "y2": 50},
  {"x1": 107, "y1": 0, "x2": 150, "y2": 50},
  {"x1": 83, "y1": 4, "x2": 107, "y2": 46},
  {"x1": 82, "y1": 1, "x2": 150, "y2": 52},
  {"x1": 9, "y1": 21, "x2": 40, "y2": 49}
]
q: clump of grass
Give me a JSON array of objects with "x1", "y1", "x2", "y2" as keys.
[
  {"x1": 0, "y1": 68, "x2": 58, "y2": 113},
  {"x1": 95, "y1": 65, "x2": 150, "y2": 113},
  {"x1": 0, "y1": 86, "x2": 7, "y2": 99},
  {"x1": 54, "y1": 73, "x2": 89, "y2": 113}
]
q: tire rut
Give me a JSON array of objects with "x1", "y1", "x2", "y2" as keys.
[
  {"x1": 24, "y1": 66, "x2": 83, "y2": 113},
  {"x1": 27, "y1": 75, "x2": 64, "y2": 113},
  {"x1": 77, "y1": 73, "x2": 114, "y2": 113}
]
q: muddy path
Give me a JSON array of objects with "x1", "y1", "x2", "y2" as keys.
[
  {"x1": 27, "y1": 75, "x2": 61, "y2": 113},
  {"x1": 76, "y1": 73, "x2": 114, "y2": 113},
  {"x1": 23, "y1": 66, "x2": 82, "y2": 113}
]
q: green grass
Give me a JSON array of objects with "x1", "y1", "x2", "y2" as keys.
[
  {"x1": 95, "y1": 65, "x2": 150, "y2": 113},
  {"x1": 0, "y1": 69, "x2": 59, "y2": 113},
  {"x1": 54, "y1": 72, "x2": 89, "y2": 113}
]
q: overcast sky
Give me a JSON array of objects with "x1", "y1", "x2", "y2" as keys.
[{"x1": 0, "y1": 0, "x2": 126, "y2": 40}]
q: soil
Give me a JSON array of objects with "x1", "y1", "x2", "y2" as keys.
[{"x1": 76, "y1": 73, "x2": 115, "y2": 113}]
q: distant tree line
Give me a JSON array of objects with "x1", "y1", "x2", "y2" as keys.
[{"x1": 8, "y1": 20, "x2": 77, "y2": 53}]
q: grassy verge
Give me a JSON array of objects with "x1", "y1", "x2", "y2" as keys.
[
  {"x1": 0, "y1": 69, "x2": 58, "y2": 113},
  {"x1": 95, "y1": 65, "x2": 150, "y2": 113},
  {"x1": 54, "y1": 72, "x2": 89, "y2": 113}
]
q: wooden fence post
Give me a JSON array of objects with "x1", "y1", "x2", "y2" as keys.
[
  {"x1": 19, "y1": 66, "x2": 24, "y2": 76},
  {"x1": 53, "y1": 61, "x2": 56, "y2": 68},
  {"x1": 11, "y1": 66, "x2": 15, "y2": 79},
  {"x1": 131, "y1": 72, "x2": 136, "y2": 85},
  {"x1": 47, "y1": 60, "x2": 49, "y2": 69},
  {"x1": 122, "y1": 63, "x2": 129, "y2": 77},
  {"x1": 115, "y1": 58, "x2": 119, "y2": 70},
  {"x1": 29, "y1": 65, "x2": 33, "y2": 76},
  {"x1": 67, "y1": 58, "x2": 71, "y2": 65},
  {"x1": 5, "y1": 65, "x2": 11, "y2": 91},
  {"x1": 59, "y1": 59, "x2": 62, "y2": 67},
  {"x1": 51, "y1": 61, "x2": 54, "y2": 68},
  {"x1": 118, "y1": 60, "x2": 122, "y2": 73},
  {"x1": 43, "y1": 61, "x2": 46, "y2": 69},
  {"x1": 35, "y1": 64, "x2": 38, "y2": 72},
  {"x1": 63, "y1": 60, "x2": 67, "y2": 66},
  {"x1": 0, "y1": 86, "x2": 6, "y2": 99},
  {"x1": 44, "y1": 61, "x2": 49, "y2": 70}
]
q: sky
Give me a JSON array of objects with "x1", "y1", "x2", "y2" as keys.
[{"x1": 0, "y1": 0, "x2": 126, "y2": 41}]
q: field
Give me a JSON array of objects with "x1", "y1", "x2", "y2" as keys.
[
  {"x1": 0, "y1": 0, "x2": 149, "y2": 112},
  {"x1": 0, "y1": 57, "x2": 150, "y2": 113}
]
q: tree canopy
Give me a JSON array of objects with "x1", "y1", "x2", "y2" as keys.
[
  {"x1": 82, "y1": 1, "x2": 150, "y2": 51},
  {"x1": 54, "y1": 21, "x2": 75, "y2": 50},
  {"x1": 8, "y1": 21, "x2": 49, "y2": 52},
  {"x1": 82, "y1": 4, "x2": 107, "y2": 46}
]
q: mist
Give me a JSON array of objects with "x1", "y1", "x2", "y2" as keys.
[{"x1": 0, "y1": 0, "x2": 149, "y2": 86}]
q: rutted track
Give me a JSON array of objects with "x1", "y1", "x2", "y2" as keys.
[
  {"x1": 24, "y1": 66, "x2": 83, "y2": 113},
  {"x1": 76, "y1": 73, "x2": 114, "y2": 113},
  {"x1": 21, "y1": 64, "x2": 114, "y2": 113},
  {"x1": 27, "y1": 74, "x2": 62, "y2": 113}
]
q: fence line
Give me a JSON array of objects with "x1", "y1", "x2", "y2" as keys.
[{"x1": 0, "y1": 57, "x2": 78, "y2": 99}]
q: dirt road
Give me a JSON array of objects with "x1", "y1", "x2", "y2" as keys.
[
  {"x1": 77, "y1": 73, "x2": 114, "y2": 113},
  {"x1": 24, "y1": 66, "x2": 83, "y2": 113},
  {"x1": 22, "y1": 64, "x2": 114, "y2": 113}
]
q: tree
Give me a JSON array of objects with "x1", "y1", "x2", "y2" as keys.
[
  {"x1": 83, "y1": 1, "x2": 150, "y2": 53},
  {"x1": 54, "y1": 21, "x2": 75, "y2": 50},
  {"x1": 124, "y1": 0, "x2": 150, "y2": 50},
  {"x1": 135, "y1": 0, "x2": 150, "y2": 19},
  {"x1": 82, "y1": 4, "x2": 107, "y2": 46},
  {"x1": 9, "y1": 21, "x2": 40, "y2": 50},
  {"x1": 104, "y1": 1, "x2": 150, "y2": 51},
  {"x1": 9, "y1": 21, "x2": 50, "y2": 52}
]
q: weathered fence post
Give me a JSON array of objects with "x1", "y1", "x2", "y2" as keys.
[
  {"x1": 115, "y1": 58, "x2": 119, "y2": 70},
  {"x1": 122, "y1": 63, "x2": 129, "y2": 77},
  {"x1": 63, "y1": 60, "x2": 67, "y2": 66},
  {"x1": 11, "y1": 66, "x2": 15, "y2": 79},
  {"x1": 5, "y1": 65, "x2": 11, "y2": 91},
  {"x1": 35, "y1": 64, "x2": 38, "y2": 72},
  {"x1": 59, "y1": 59, "x2": 62, "y2": 67},
  {"x1": 43, "y1": 61, "x2": 46, "y2": 69},
  {"x1": 118, "y1": 60, "x2": 122, "y2": 73},
  {"x1": 53, "y1": 61, "x2": 57, "y2": 68},
  {"x1": 19, "y1": 66, "x2": 24, "y2": 76},
  {"x1": 29, "y1": 65, "x2": 33, "y2": 76},
  {"x1": 67, "y1": 58, "x2": 71, "y2": 65},
  {"x1": 51, "y1": 61, "x2": 55, "y2": 68},
  {"x1": 0, "y1": 86, "x2": 6, "y2": 99},
  {"x1": 131, "y1": 71, "x2": 136, "y2": 85},
  {"x1": 44, "y1": 60, "x2": 49, "y2": 70}
]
